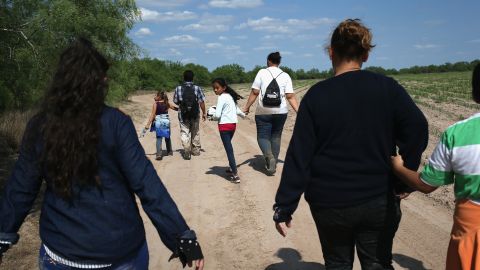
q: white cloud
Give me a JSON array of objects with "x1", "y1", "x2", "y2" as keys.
[
  {"x1": 224, "y1": 45, "x2": 241, "y2": 50},
  {"x1": 303, "y1": 53, "x2": 314, "y2": 57},
  {"x1": 137, "y1": 0, "x2": 189, "y2": 8},
  {"x1": 262, "y1": 34, "x2": 284, "y2": 40},
  {"x1": 219, "y1": 36, "x2": 228, "y2": 41},
  {"x1": 234, "y1": 35, "x2": 248, "y2": 40},
  {"x1": 282, "y1": 51, "x2": 293, "y2": 56},
  {"x1": 376, "y1": 56, "x2": 389, "y2": 61},
  {"x1": 140, "y1": 8, "x2": 197, "y2": 22},
  {"x1": 254, "y1": 46, "x2": 275, "y2": 51},
  {"x1": 237, "y1": 16, "x2": 335, "y2": 34},
  {"x1": 469, "y1": 39, "x2": 480, "y2": 43},
  {"x1": 180, "y1": 14, "x2": 233, "y2": 33},
  {"x1": 414, "y1": 44, "x2": 439, "y2": 49},
  {"x1": 206, "y1": 43, "x2": 222, "y2": 48},
  {"x1": 169, "y1": 48, "x2": 182, "y2": 56},
  {"x1": 181, "y1": 58, "x2": 197, "y2": 63},
  {"x1": 135, "y1": 27, "x2": 153, "y2": 37},
  {"x1": 163, "y1": 35, "x2": 201, "y2": 46},
  {"x1": 209, "y1": 0, "x2": 263, "y2": 8}
]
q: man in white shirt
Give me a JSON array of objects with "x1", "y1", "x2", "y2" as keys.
[{"x1": 243, "y1": 52, "x2": 299, "y2": 175}]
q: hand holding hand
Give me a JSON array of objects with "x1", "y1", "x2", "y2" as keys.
[
  {"x1": 396, "y1": 192, "x2": 411, "y2": 200},
  {"x1": 391, "y1": 155, "x2": 404, "y2": 171},
  {"x1": 275, "y1": 221, "x2": 292, "y2": 237}
]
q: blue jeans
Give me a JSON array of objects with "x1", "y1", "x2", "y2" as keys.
[
  {"x1": 255, "y1": 114, "x2": 288, "y2": 162},
  {"x1": 38, "y1": 242, "x2": 149, "y2": 270},
  {"x1": 220, "y1": 130, "x2": 237, "y2": 174},
  {"x1": 156, "y1": 137, "x2": 172, "y2": 156}
]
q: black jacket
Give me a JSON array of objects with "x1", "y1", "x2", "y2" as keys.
[{"x1": 275, "y1": 71, "x2": 428, "y2": 216}]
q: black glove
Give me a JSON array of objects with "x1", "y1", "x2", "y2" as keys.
[
  {"x1": 273, "y1": 206, "x2": 292, "y2": 223},
  {"x1": 0, "y1": 243, "x2": 11, "y2": 258},
  {"x1": 169, "y1": 230, "x2": 203, "y2": 268}
]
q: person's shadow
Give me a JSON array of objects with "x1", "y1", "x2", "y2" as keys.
[
  {"x1": 205, "y1": 166, "x2": 231, "y2": 181},
  {"x1": 237, "y1": 155, "x2": 284, "y2": 175},
  {"x1": 265, "y1": 248, "x2": 324, "y2": 270},
  {"x1": 393, "y1": 253, "x2": 430, "y2": 270}
]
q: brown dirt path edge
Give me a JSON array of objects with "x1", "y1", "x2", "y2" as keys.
[{"x1": 124, "y1": 93, "x2": 453, "y2": 270}]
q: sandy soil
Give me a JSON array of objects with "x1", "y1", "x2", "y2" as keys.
[
  {"x1": 2, "y1": 87, "x2": 456, "y2": 269},
  {"x1": 123, "y1": 91, "x2": 454, "y2": 270}
]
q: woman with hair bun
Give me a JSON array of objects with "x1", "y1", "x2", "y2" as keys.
[
  {"x1": 273, "y1": 19, "x2": 428, "y2": 269},
  {"x1": 243, "y1": 51, "x2": 299, "y2": 176}
]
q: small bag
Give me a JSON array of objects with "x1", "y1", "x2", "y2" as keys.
[{"x1": 262, "y1": 70, "x2": 283, "y2": 107}]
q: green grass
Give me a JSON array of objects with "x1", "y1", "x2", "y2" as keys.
[{"x1": 393, "y1": 72, "x2": 476, "y2": 108}]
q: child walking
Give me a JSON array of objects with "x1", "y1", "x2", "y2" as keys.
[
  {"x1": 146, "y1": 91, "x2": 178, "y2": 160},
  {"x1": 211, "y1": 78, "x2": 245, "y2": 183},
  {"x1": 392, "y1": 63, "x2": 480, "y2": 270}
]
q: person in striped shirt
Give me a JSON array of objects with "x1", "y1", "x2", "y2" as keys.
[{"x1": 392, "y1": 63, "x2": 480, "y2": 270}]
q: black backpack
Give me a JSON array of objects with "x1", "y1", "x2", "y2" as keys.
[
  {"x1": 262, "y1": 69, "x2": 283, "y2": 107},
  {"x1": 180, "y1": 84, "x2": 199, "y2": 120}
]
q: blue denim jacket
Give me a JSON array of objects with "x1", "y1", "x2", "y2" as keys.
[{"x1": 0, "y1": 106, "x2": 189, "y2": 264}]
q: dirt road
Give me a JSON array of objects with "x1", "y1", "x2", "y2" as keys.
[{"x1": 122, "y1": 92, "x2": 454, "y2": 270}]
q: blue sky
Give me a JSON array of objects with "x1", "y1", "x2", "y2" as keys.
[{"x1": 130, "y1": 0, "x2": 480, "y2": 72}]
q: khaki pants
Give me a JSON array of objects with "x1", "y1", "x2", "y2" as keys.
[{"x1": 180, "y1": 119, "x2": 201, "y2": 155}]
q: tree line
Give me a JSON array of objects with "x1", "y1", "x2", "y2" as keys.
[
  {"x1": 1, "y1": 1, "x2": 479, "y2": 113},
  {"x1": 365, "y1": 60, "x2": 480, "y2": 75}
]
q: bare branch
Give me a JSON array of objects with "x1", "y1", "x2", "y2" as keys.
[
  {"x1": 0, "y1": 28, "x2": 38, "y2": 59},
  {"x1": 18, "y1": 31, "x2": 38, "y2": 57},
  {"x1": 1, "y1": 28, "x2": 20, "y2": 32}
]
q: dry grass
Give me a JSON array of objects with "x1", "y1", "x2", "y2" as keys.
[
  {"x1": 0, "y1": 110, "x2": 36, "y2": 189},
  {"x1": 0, "y1": 110, "x2": 35, "y2": 151},
  {"x1": 0, "y1": 110, "x2": 41, "y2": 270}
]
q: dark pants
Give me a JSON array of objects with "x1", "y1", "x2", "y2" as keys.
[
  {"x1": 220, "y1": 130, "x2": 237, "y2": 174},
  {"x1": 310, "y1": 194, "x2": 402, "y2": 270},
  {"x1": 254, "y1": 114, "x2": 288, "y2": 166},
  {"x1": 156, "y1": 137, "x2": 172, "y2": 157}
]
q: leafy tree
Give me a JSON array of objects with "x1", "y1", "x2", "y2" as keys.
[
  {"x1": 211, "y1": 64, "x2": 246, "y2": 84},
  {"x1": 281, "y1": 66, "x2": 297, "y2": 80},
  {"x1": 0, "y1": 0, "x2": 140, "y2": 111},
  {"x1": 184, "y1": 63, "x2": 211, "y2": 86}
]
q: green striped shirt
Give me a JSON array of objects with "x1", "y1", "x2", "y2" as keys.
[{"x1": 421, "y1": 113, "x2": 480, "y2": 203}]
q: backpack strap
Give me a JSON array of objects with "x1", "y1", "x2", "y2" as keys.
[
  {"x1": 266, "y1": 68, "x2": 275, "y2": 79},
  {"x1": 181, "y1": 83, "x2": 197, "y2": 101},
  {"x1": 274, "y1": 71, "x2": 284, "y2": 79},
  {"x1": 266, "y1": 68, "x2": 284, "y2": 80}
]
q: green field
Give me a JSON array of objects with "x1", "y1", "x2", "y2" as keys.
[
  {"x1": 236, "y1": 72, "x2": 477, "y2": 117},
  {"x1": 232, "y1": 71, "x2": 476, "y2": 141}
]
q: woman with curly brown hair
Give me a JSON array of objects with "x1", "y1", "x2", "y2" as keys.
[
  {"x1": 0, "y1": 38, "x2": 204, "y2": 269},
  {"x1": 273, "y1": 19, "x2": 428, "y2": 269}
]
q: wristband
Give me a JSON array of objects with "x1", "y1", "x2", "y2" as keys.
[
  {"x1": 168, "y1": 230, "x2": 203, "y2": 268},
  {"x1": 273, "y1": 207, "x2": 292, "y2": 223}
]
